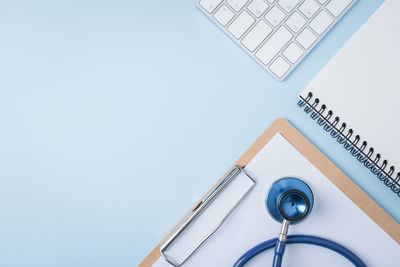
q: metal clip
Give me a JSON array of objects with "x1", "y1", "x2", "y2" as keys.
[{"x1": 160, "y1": 166, "x2": 255, "y2": 266}]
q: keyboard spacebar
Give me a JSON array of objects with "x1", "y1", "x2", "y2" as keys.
[{"x1": 255, "y1": 26, "x2": 293, "y2": 65}]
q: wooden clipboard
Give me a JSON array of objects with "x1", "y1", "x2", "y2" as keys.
[{"x1": 140, "y1": 118, "x2": 400, "y2": 267}]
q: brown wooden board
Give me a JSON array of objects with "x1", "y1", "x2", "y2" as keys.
[{"x1": 139, "y1": 118, "x2": 400, "y2": 267}]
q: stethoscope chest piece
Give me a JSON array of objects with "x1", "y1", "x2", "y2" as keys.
[{"x1": 266, "y1": 177, "x2": 314, "y2": 224}]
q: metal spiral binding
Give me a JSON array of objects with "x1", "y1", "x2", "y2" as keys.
[{"x1": 298, "y1": 92, "x2": 400, "y2": 198}]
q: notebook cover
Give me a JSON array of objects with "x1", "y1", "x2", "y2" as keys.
[{"x1": 298, "y1": 0, "x2": 400, "y2": 197}]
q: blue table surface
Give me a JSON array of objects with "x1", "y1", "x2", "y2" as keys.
[{"x1": 1, "y1": 0, "x2": 396, "y2": 266}]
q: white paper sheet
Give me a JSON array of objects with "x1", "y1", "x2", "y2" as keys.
[{"x1": 153, "y1": 133, "x2": 399, "y2": 267}]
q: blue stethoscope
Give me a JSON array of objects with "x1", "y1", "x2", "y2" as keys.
[{"x1": 233, "y1": 177, "x2": 367, "y2": 267}]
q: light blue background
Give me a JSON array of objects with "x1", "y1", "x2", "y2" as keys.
[{"x1": 0, "y1": 0, "x2": 396, "y2": 266}]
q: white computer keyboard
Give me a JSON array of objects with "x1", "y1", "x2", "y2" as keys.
[{"x1": 198, "y1": 0, "x2": 357, "y2": 81}]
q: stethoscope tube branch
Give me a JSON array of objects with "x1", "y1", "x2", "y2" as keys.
[
  {"x1": 272, "y1": 219, "x2": 290, "y2": 267},
  {"x1": 232, "y1": 235, "x2": 367, "y2": 267}
]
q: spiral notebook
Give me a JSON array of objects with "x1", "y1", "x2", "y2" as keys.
[{"x1": 298, "y1": 0, "x2": 400, "y2": 198}]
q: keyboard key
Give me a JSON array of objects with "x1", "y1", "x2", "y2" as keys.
[
  {"x1": 283, "y1": 42, "x2": 303, "y2": 63},
  {"x1": 242, "y1": 20, "x2": 272, "y2": 52},
  {"x1": 269, "y1": 56, "x2": 290, "y2": 78},
  {"x1": 214, "y1": 5, "x2": 235, "y2": 26},
  {"x1": 309, "y1": 10, "x2": 333, "y2": 35},
  {"x1": 228, "y1": 11, "x2": 255, "y2": 39},
  {"x1": 285, "y1": 11, "x2": 306, "y2": 33},
  {"x1": 278, "y1": 0, "x2": 300, "y2": 13},
  {"x1": 199, "y1": 0, "x2": 223, "y2": 13},
  {"x1": 299, "y1": 0, "x2": 320, "y2": 18},
  {"x1": 227, "y1": 0, "x2": 248, "y2": 12},
  {"x1": 296, "y1": 28, "x2": 317, "y2": 49},
  {"x1": 247, "y1": 0, "x2": 269, "y2": 17},
  {"x1": 255, "y1": 26, "x2": 293, "y2": 64},
  {"x1": 265, "y1": 6, "x2": 286, "y2": 27},
  {"x1": 326, "y1": 0, "x2": 352, "y2": 17}
]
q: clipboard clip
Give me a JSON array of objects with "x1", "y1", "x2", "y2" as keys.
[{"x1": 160, "y1": 166, "x2": 255, "y2": 266}]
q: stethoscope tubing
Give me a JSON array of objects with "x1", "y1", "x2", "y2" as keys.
[{"x1": 233, "y1": 234, "x2": 367, "y2": 267}]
